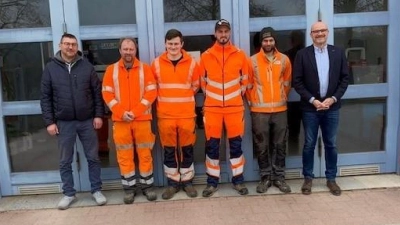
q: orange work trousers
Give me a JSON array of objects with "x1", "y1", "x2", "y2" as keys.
[
  {"x1": 158, "y1": 118, "x2": 196, "y2": 184},
  {"x1": 113, "y1": 120, "x2": 155, "y2": 190}
]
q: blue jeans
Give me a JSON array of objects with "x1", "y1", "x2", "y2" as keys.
[
  {"x1": 302, "y1": 110, "x2": 339, "y2": 181},
  {"x1": 58, "y1": 119, "x2": 102, "y2": 196}
]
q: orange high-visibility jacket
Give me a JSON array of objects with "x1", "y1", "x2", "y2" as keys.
[
  {"x1": 246, "y1": 48, "x2": 292, "y2": 113},
  {"x1": 200, "y1": 42, "x2": 249, "y2": 113},
  {"x1": 102, "y1": 58, "x2": 157, "y2": 121},
  {"x1": 152, "y1": 50, "x2": 200, "y2": 119}
]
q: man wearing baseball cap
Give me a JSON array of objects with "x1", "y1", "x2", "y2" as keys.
[
  {"x1": 199, "y1": 19, "x2": 250, "y2": 197},
  {"x1": 247, "y1": 27, "x2": 292, "y2": 194}
]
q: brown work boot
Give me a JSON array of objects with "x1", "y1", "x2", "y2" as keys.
[
  {"x1": 162, "y1": 186, "x2": 180, "y2": 200},
  {"x1": 202, "y1": 185, "x2": 218, "y2": 197},
  {"x1": 233, "y1": 183, "x2": 249, "y2": 195},
  {"x1": 327, "y1": 180, "x2": 341, "y2": 196},
  {"x1": 301, "y1": 178, "x2": 312, "y2": 195},
  {"x1": 123, "y1": 192, "x2": 135, "y2": 204},
  {"x1": 183, "y1": 185, "x2": 198, "y2": 198},
  {"x1": 143, "y1": 187, "x2": 157, "y2": 201},
  {"x1": 256, "y1": 178, "x2": 272, "y2": 193},
  {"x1": 273, "y1": 180, "x2": 292, "y2": 193}
]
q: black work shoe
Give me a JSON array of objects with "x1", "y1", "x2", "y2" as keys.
[
  {"x1": 183, "y1": 185, "x2": 198, "y2": 198},
  {"x1": 273, "y1": 180, "x2": 292, "y2": 193},
  {"x1": 327, "y1": 180, "x2": 342, "y2": 196},
  {"x1": 143, "y1": 187, "x2": 157, "y2": 201},
  {"x1": 162, "y1": 186, "x2": 180, "y2": 200},
  {"x1": 233, "y1": 183, "x2": 249, "y2": 195},
  {"x1": 301, "y1": 178, "x2": 312, "y2": 195},
  {"x1": 202, "y1": 185, "x2": 218, "y2": 197},
  {"x1": 123, "y1": 192, "x2": 135, "y2": 204},
  {"x1": 256, "y1": 179, "x2": 272, "y2": 193}
]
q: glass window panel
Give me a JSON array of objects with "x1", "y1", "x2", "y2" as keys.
[
  {"x1": 338, "y1": 98, "x2": 385, "y2": 153},
  {"x1": 334, "y1": 26, "x2": 387, "y2": 85},
  {"x1": 0, "y1": 42, "x2": 53, "y2": 101},
  {"x1": 6, "y1": 115, "x2": 58, "y2": 172},
  {"x1": 78, "y1": 0, "x2": 136, "y2": 25},
  {"x1": 334, "y1": 0, "x2": 388, "y2": 13},
  {"x1": 249, "y1": 0, "x2": 305, "y2": 17},
  {"x1": 98, "y1": 118, "x2": 118, "y2": 167},
  {"x1": 0, "y1": 0, "x2": 50, "y2": 29},
  {"x1": 82, "y1": 39, "x2": 121, "y2": 67},
  {"x1": 163, "y1": 0, "x2": 220, "y2": 22}
]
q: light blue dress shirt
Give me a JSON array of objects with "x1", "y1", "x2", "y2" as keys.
[{"x1": 314, "y1": 45, "x2": 329, "y2": 98}]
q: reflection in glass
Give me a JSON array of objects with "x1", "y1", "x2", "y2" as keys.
[
  {"x1": 334, "y1": 0, "x2": 388, "y2": 13},
  {"x1": 0, "y1": 0, "x2": 50, "y2": 29},
  {"x1": 6, "y1": 115, "x2": 58, "y2": 172},
  {"x1": 164, "y1": 0, "x2": 220, "y2": 22},
  {"x1": 0, "y1": 42, "x2": 53, "y2": 101},
  {"x1": 338, "y1": 98, "x2": 385, "y2": 153},
  {"x1": 82, "y1": 39, "x2": 121, "y2": 66},
  {"x1": 78, "y1": 0, "x2": 136, "y2": 25},
  {"x1": 334, "y1": 26, "x2": 387, "y2": 84},
  {"x1": 249, "y1": 0, "x2": 305, "y2": 17},
  {"x1": 98, "y1": 119, "x2": 118, "y2": 167}
]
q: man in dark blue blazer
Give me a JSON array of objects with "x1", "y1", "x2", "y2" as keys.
[{"x1": 293, "y1": 21, "x2": 349, "y2": 196}]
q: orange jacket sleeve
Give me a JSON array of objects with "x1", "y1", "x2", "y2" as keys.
[
  {"x1": 283, "y1": 56, "x2": 292, "y2": 97},
  {"x1": 240, "y1": 52, "x2": 250, "y2": 95},
  {"x1": 102, "y1": 64, "x2": 125, "y2": 120},
  {"x1": 245, "y1": 56, "x2": 254, "y2": 101},
  {"x1": 191, "y1": 62, "x2": 201, "y2": 94},
  {"x1": 132, "y1": 64, "x2": 157, "y2": 118}
]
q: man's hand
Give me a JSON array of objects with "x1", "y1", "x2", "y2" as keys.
[
  {"x1": 93, "y1": 117, "x2": 103, "y2": 129},
  {"x1": 122, "y1": 111, "x2": 134, "y2": 122},
  {"x1": 312, "y1": 99, "x2": 329, "y2": 111},
  {"x1": 47, "y1": 123, "x2": 59, "y2": 136},
  {"x1": 321, "y1": 97, "x2": 335, "y2": 109}
]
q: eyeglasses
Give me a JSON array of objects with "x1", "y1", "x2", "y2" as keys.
[
  {"x1": 61, "y1": 42, "x2": 78, "y2": 47},
  {"x1": 311, "y1": 29, "x2": 328, "y2": 34}
]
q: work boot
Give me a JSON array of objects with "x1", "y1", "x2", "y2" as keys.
[
  {"x1": 162, "y1": 186, "x2": 180, "y2": 200},
  {"x1": 143, "y1": 187, "x2": 157, "y2": 201},
  {"x1": 233, "y1": 183, "x2": 249, "y2": 195},
  {"x1": 123, "y1": 192, "x2": 135, "y2": 204},
  {"x1": 183, "y1": 185, "x2": 198, "y2": 198},
  {"x1": 273, "y1": 180, "x2": 292, "y2": 193},
  {"x1": 202, "y1": 185, "x2": 218, "y2": 197},
  {"x1": 301, "y1": 178, "x2": 313, "y2": 195},
  {"x1": 327, "y1": 180, "x2": 341, "y2": 196},
  {"x1": 256, "y1": 179, "x2": 272, "y2": 193}
]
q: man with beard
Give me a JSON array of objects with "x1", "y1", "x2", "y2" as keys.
[
  {"x1": 199, "y1": 19, "x2": 249, "y2": 197},
  {"x1": 40, "y1": 33, "x2": 107, "y2": 210},
  {"x1": 293, "y1": 21, "x2": 349, "y2": 196},
  {"x1": 102, "y1": 37, "x2": 157, "y2": 204},
  {"x1": 247, "y1": 27, "x2": 292, "y2": 194}
]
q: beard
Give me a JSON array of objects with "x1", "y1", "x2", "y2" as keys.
[
  {"x1": 217, "y1": 37, "x2": 229, "y2": 45},
  {"x1": 262, "y1": 45, "x2": 275, "y2": 53}
]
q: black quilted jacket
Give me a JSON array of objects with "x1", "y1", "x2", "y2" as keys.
[{"x1": 40, "y1": 51, "x2": 104, "y2": 127}]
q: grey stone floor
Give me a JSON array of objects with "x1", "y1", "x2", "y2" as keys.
[{"x1": 1, "y1": 174, "x2": 400, "y2": 211}]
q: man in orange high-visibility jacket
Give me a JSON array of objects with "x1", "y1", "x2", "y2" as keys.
[
  {"x1": 151, "y1": 29, "x2": 201, "y2": 200},
  {"x1": 199, "y1": 19, "x2": 249, "y2": 197},
  {"x1": 102, "y1": 37, "x2": 157, "y2": 204},
  {"x1": 246, "y1": 27, "x2": 292, "y2": 194}
]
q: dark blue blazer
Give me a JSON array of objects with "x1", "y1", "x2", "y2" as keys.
[{"x1": 293, "y1": 45, "x2": 349, "y2": 112}]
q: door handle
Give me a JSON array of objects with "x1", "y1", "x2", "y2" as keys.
[
  {"x1": 317, "y1": 136, "x2": 322, "y2": 157},
  {"x1": 76, "y1": 152, "x2": 80, "y2": 172}
]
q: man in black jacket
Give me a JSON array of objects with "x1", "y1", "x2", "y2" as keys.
[
  {"x1": 293, "y1": 21, "x2": 349, "y2": 196},
  {"x1": 40, "y1": 33, "x2": 107, "y2": 210}
]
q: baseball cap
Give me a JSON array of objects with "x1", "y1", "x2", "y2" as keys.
[
  {"x1": 215, "y1": 19, "x2": 231, "y2": 31},
  {"x1": 259, "y1": 27, "x2": 277, "y2": 42}
]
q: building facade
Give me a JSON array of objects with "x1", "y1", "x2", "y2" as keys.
[{"x1": 0, "y1": 0, "x2": 399, "y2": 196}]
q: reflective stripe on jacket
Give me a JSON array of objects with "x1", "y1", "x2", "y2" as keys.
[
  {"x1": 152, "y1": 50, "x2": 200, "y2": 118},
  {"x1": 200, "y1": 42, "x2": 249, "y2": 113},
  {"x1": 102, "y1": 58, "x2": 157, "y2": 121},
  {"x1": 246, "y1": 49, "x2": 292, "y2": 113}
]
